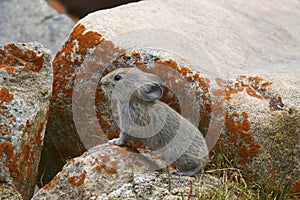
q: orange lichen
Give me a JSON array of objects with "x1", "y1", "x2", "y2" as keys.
[
  {"x1": 103, "y1": 163, "x2": 118, "y2": 174},
  {"x1": 225, "y1": 111, "x2": 260, "y2": 165},
  {"x1": 68, "y1": 172, "x2": 86, "y2": 186},
  {"x1": 214, "y1": 76, "x2": 272, "y2": 100},
  {"x1": 179, "y1": 66, "x2": 191, "y2": 76},
  {"x1": 105, "y1": 129, "x2": 119, "y2": 140},
  {"x1": 0, "y1": 142, "x2": 34, "y2": 182},
  {"x1": 213, "y1": 75, "x2": 274, "y2": 166},
  {"x1": 135, "y1": 61, "x2": 145, "y2": 66},
  {"x1": 95, "y1": 165, "x2": 102, "y2": 172},
  {"x1": 34, "y1": 123, "x2": 44, "y2": 146},
  {"x1": 0, "y1": 142, "x2": 14, "y2": 165},
  {"x1": 10, "y1": 144, "x2": 34, "y2": 182},
  {"x1": 131, "y1": 52, "x2": 145, "y2": 66},
  {"x1": 0, "y1": 65, "x2": 16, "y2": 75},
  {"x1": 245, "y1": 87, "x2": 262, "y2": 99},
  {"x1": 131, "y1": 52, "x2": 141, "y2": 59},
  {"x1": 92, "y1": 155, "x2": 119, "y2": 174},
  {"x1": 67, "y1": 158, "x2": 75, "y2": 164},
  {"x1": 43, "y1": 183, "x2": 51, "y2": 190},
  {"x1": 261, "y1": 81, "x2": 273, "y2": 88},
  {"x1": 43, "y1": 175, "x2": 61, "y2": 190},
  {"x1": 156, "y1": 59, "x2": 179, "y2": 70},
  {"x1": 0, "y1": 44, "x2": 44, "y2": 72},
  {"x1": 113, "y1": 145, "x2": 135, "y2": 156},
  {"x1": 26, "y1": 120, "x2": 31, "y2": 127},
  {"x1": 0, "y1": 88, "x2": 14, "y2": 103},
  {"x1": 52, "y1": 24, "x2": 103, "y2": 99},
  {"x1": 248, "y1": 76, "x2": 262, "y2": 84}
]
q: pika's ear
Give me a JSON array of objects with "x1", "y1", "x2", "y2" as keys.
[{"x1": 138, "y1": 83, "x2": 163, "y2": 101}]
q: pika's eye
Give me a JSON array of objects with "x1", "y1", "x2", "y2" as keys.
[{"x1": 114, "y1": 74, "x2": 122, "y2": 81}]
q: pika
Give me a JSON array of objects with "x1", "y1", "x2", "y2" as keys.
[{"x1": 101, "y1": 67, "x2": 209, "y2": 176}]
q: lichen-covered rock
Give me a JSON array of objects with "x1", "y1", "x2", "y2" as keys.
[
  {"x1": 213, "y1": 73, "x2": 300, "y2": 185},
  {"x1": 0, "y1": 0, "x2": 74, "y2": 54},
  {"x1": 33, "y1": 143, "x2": 225, "y2": 199},
  {"x1": 0, "y1": 183, "x2": 23, "y2": 200},
  {"x1": 40, "y1": 0, "x2": 300, "y2": 189},
  {"x1": 0, "y1": 42, "x2": 53, "y2": 199},
  {"x1": 33, "y1": 144, "x2": 162, "y2": 199}
]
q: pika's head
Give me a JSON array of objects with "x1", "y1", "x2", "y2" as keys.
[{"x1": 101, "y1": 68, "x2": 163, "y2": 103}]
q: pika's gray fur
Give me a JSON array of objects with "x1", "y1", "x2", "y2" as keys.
[{"x1": 101, "y1": 67, "x2": 209, "y2": 176}]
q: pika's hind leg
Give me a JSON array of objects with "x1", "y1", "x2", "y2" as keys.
[
  {"x1": 108, "y1": 131, "x2": 127, "y2": 146},
  {"x1": 175, "y1": 164, "x2": 204, "y2": 177}
]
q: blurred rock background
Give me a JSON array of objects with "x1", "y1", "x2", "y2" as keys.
[{"x1": 45, "y1": 0, "x2": 141, "y2": 20}]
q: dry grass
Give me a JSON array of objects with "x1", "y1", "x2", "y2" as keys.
[{"x1": 201, "y1": 150, "x2": 294, "y2": 200}]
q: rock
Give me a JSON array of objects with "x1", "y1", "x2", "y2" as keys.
[
  {"x1": 0, "y1": 183, "x2": 23, "y2": 200},
  {"x1": 41, "y1": 0, "x2": 299, "y2": 187},
  {"x1": 213, "y1": 73, "x2": 300, "y2": 184},
  {"x1": 33, "y1": 143, "x2": 224, "y2": 199},
  {"x1": 0, "y1": 0, "x2": 75, "y2": 54},
  {"x1": 104, "y1": 172, "x2": 221, "y2": 199},
  {"x1": 58, "y1": 0, "x2": 141, "y2": 18},
  {"x1": 79, "y1": 0, "x2": 300, "y2": 76},
  {"x1": 0, "y1": 42, "x2": 53, "y2": 199},
  {"x1": 33, "y1": 144, "x2": 160, "y2": 199}
]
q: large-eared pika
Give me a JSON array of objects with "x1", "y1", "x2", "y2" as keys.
[{"x1": 101, "y1": 67, "x2": 209, "y2": 176}]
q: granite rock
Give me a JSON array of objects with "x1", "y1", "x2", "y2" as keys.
[
  {"x1": 0, "y1": 42, "x2": 53, "y2": 199},
  {"x1": 34, "y1": 144, "x2": 161, "y2": 199},
  {"x1": 213, "y1": 73, "x2": 300, "y2": 185},
  {"x1": 33, "y1": 144, "x2": 221, "y2": 199}
]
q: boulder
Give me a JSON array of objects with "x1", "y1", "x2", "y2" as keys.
[
  {"x1": 33, "y1": 144, "x2": 158, "y2": 199},
  {"x1": 0, "y1": 0, "x2": 75, "y2": 54},
  {"x1": 213, "y1": 73, "x2": 300, "y2": 184},
  {"x1": 41, "y1": 0, "x2": 299, "y2": 190},
  {"x1": 59, "y1": 0, "x2": 141, "y2": 18},
  {"x1": 33, "y1": 144, "x2": 222, "y2": 199},
  {"x1": 0, "y1": 42, "x2": 53, "y2": 199}
]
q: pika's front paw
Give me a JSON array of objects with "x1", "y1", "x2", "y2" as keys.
[{"x1": 107, "y1": 138, "x2": 125, "y2": 146}]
